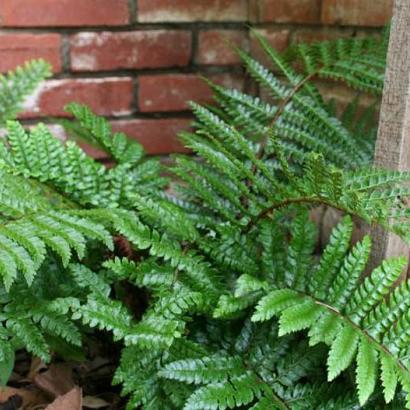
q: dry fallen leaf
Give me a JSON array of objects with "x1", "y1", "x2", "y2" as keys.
[
  {"x1": 0, "y1": 386, "x2": 47, "y2": 408},
  {"x1": 27, "y1": 357, "x2": 47, "y2": 381},
  {"x1": 34, "y1": 363, "x2": 75, "y2": 398},
  {"x1": 45, "y1": 387, "x2": 82, "y2": 410},
  {"x1": 82, "y1": 395, "x2": 110, "y2": 409},
  {"x1": 0, "y1": 394, "x2": 22, "y2": 410}
]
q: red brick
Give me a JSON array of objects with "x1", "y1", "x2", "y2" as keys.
[
  {"x1": 138, "y1": 73, "x2": 244, "y2": 113},
  {"x1": 112, "y1": 118, "x2": 191, "y2": 154},
  {"x1": 138, "y1": 0, "x2": 248, "y2": 22},
  {"x1": 0, "y1": 0, "x2": 129, "y2": 27},
  {"x1": 250, "y1": 29, "x2": 290, "y2": 68},
  {"x1": 70, "y1": 30, "x2": 192, "y2": 72},
  {"x1": 0, "y1": 33, "x2": 61, "y2": 73},
  {"x1": 196, "y1": 30, "x2": 248, "y2": 66},
  {"x1": 292, "y1": 29, "x2": 354, "y2": 44},
  {"x1": 45, "y1": 119, "x2": 191, "y2": 157},
  {"x1": 251, "y1": 0, "x2": 321, "y2": 24},
  {"x1": 21, "y1": 78, "x2": 133, "y2": 118},
  {"x1": 321, "y1": 0, "x2": 393, "y2": 26},
  {"x1": 78, "y1": 143, "x2": 109, "y2": 160}
]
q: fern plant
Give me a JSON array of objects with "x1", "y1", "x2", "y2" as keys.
[
  {"x1": 1, "y1": 31, "x2": 409, "y2": 410},
  {"x1": 97, "y1": 31, "x2": 410, "y2": 409}
]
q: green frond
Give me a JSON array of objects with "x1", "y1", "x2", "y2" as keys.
[
  {"x1": 278, "y1": 299, "x2": 322, "y2": 337},
  {"x1": 285, "y1": 36, "x2": 387, "y2": 94},
  {"x1": 381, "y1": 354, "x2": 398, "y2": 403},
  {"x1": 65, "y1": 103, "x2": 144, "y2": 165},
  {"x1": 207, "y1": 31, "x2": 387, "y2": 171},
  {"x1": 327, "y1": 325, "x2": 359, "y2": 381},
  {"x1": 6, "y1": 317, "x2": 50, "y2": 361},
  {"x1": 328, "y1": 235, "x2": 372, "y2": 309},
  {"x1": 32, "y1": 309, "x2": 82, "y2": 347},
  {"x1": 113, "y1": 346, "x2": 165, "y2": 410},
  {"x1": 125, "y1": 316, "x2": 184, "y2": 350},
  {"x1": 0, "y1": 210, "x2": 112, "y2": 290},
  {"x1": 183, "y1": 372, "x2": 268, "y2": 410},
  {"x1": 0, "y1": 340, "x2": 14, "y2": 385},
  {"x1": 111, "y1": 210, "x2": 219, "y2": 294},
  {"x1": 356, "y1": 336, "x2": 378, "y2": 405},
  {"x1": 259, "y1": 217, "x2": 287, "y2": 281},
  {"x1": 250, "y1": 29, "x2": 323, "y2": 105},
  {"x1": 252, "y1": 289, "x2": 302, "y2": 323},
  {"x1": 310, "y1": 216, "x2": 353, "y2": 298},
  {"x1": 237, "y1": 49, "x2": 289, "y2": 100},
  {"x1": 69, "y1": 264, "x2": 111, "y2": 297},
  {"x1": 1, "y1": 119, "x2": 164, "y2": 208},
  {"x1": 234, "y1": 274, "x2": 269, "y2": 298},
  {"x1": 151, "y1": 287, "x2": 207, "y2": 319},
  {"x1": 132, "y1": 193, "x2": 199, "y2": 241},
  {"x1": 159, "y1": 355, "x2": 245, "y2": 385},
  {"x1": 247, "y1": 222, "x2": 410, "y2": 407},
  {"x1": 213, "y1": 293, "x2": 261, "y2": 319},
  {"x1": 0, "y1": 60, "x2": 51, "y2": 124},
  {"x1": 346, "y1": 257, "x2": 406, "y2": 323},
  {"x1": 285, "y1": 211, "x2": 317, "y2": 289},
  {"x1": 73, "y1": 294, "x2": 133, "y2": 341},
  {"x1": 104, "y1": 257, "x2": 175, "y2": 289}
]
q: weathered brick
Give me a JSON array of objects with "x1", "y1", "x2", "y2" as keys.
[
  {"x1": 70, "y1": 30, "x2": 192, "y2": 71},
  {"x1": 0, "y1": 0, "x2": 129, "y2": 27},
  {"x1": 39, "y1": 120, "x2": 190, "y2": 157},
  {"x1": 196, "y1": 30, "x2": 248, "y2": 66},
  {"x1": 138, "y1": 0, "x2": 248, "y2": 22},
  {"x1": 321, "y1": 0, "x2": 393, "y2": 26},
  {"x1": 112, "y1": 118, "x2": 191, "y2": 154},
  {"x1": 138, "y1": 73, "x2": 244, "y2": 113},
  {"x1": 250, "y1": 29, "x2": 290, "y2": 68},
  {"x1": 21, "y1": 78, "x2": 133, "y2": 117},
  {"x1": 0, "y1": 33, "x2": 61, "y2": 73},
  {"x1": 292, "y1": 28, "x2": 355, "y2": 44},
  {"x1": 78, "y1": 143, "x2": 109, "y2": 160},
  {"x1": 251, "y1": 0, "x2": 321, "y2": 24}
]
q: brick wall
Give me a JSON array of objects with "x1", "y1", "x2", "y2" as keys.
[{"x1": 0, "y1": 0, "x2": 393, "y2": 156}]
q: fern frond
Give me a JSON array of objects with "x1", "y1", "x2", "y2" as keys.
[
  {"x1": 1, "y1": 119, "x2": 165, "y2": 208},
  {"x1": 0, "y1": 210, "x2": 112, "y2": 290},
  {"x1": 285, "y1": 36, "x2": 387, "y2": 94},
  {"x1": 125, "y1": 316, "x2": 184, "y2": 350},
  {"x1": 65, "y1": 103, "x2": 144, "y2": 165},
  {"x1": 109, "y1": 210, "x2": 219, "y2": 294},
  {"x1": 250, "y1": 220, "x2": 410, "y2": 407},
  {"x1": 6, "y1": 317, "x2": 50, "y2": 361},
  {"x1": 73, "y1": 294, "x2": 133, "y2": 341},
  {"x1": 183, "y1": 372, "x2": 269, "y2": 410},
  {"x1": 0, "y1": 60, "x2": 51, "y2": 124},
  {"x1": 159, "y1": 355, "x2": 245, "y2": 384}
]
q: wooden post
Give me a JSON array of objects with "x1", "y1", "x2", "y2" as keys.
[{"x1": 371, "y1": 0, "x2": 410, "y2": 269}]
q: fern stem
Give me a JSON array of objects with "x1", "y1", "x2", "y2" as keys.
[
  {"x1": 246, "y1": 366, "x2": 290, "y2": 409},
  {"x1": 313, "y1": 298, "x2": 409, "y2": 374},
  {"x1": 245, "y1": 196, "x2": 348, "y2": 232},
  {"x1": 256, "y1": 70, "x2": 319, "y2": 161},
  {"x1": 265, "y1": 391, "x2": 290, "y2": 410}
]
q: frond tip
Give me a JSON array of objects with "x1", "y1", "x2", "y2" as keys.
[{"x1": 0, "y1": 59, "x2": 51, "y2": 124}]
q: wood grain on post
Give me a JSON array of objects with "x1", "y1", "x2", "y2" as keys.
[{"x1": 371, "y1": 0, "x2": 410, "y2": 271}]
